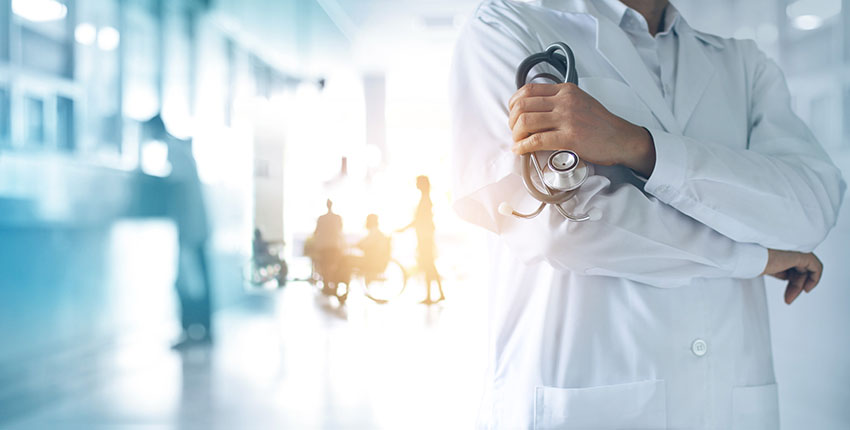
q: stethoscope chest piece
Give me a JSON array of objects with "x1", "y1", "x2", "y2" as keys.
[{"x1": 543, "y1": 150, "x2": 588, "y2": 192}]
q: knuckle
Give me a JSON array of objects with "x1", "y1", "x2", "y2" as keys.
[
  {"x1": 515, "y1": 88, "x2": 526, "y2": 100},
  {"x1": 516, "y1": 98, "x2": 528, "y2": 111},
  {"x1": 530, "y1": 133, "x2": 544, "y2": 147},
  {"x1": 516, "y1": 113, "x2": 527, "y2": 128}
]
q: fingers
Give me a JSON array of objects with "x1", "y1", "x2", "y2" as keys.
[
  {"x1": 511, "y1": 112, "x2": 559, "y2": 142},
  {"x1": 509, "y1": 83, "x2": 560, "y2": 110},
  {"x1": 770, "y1": 252, "x2": 825, "y2": 305},
  {"x1": 788, "y1": 253, "x2": 823, "y2": 294},
  {"x1": 802, "y1": 253, "x2": 823, "y2": 293},
  {"x1": 784, "y1": 270, "x2": 806, "y2": 305},
  {"x1": 509, "y1": 97, "x2": 555, "y2": 129},
  {"x1": 513, "y1": 131, "x2": 560, "y2": 154},
  {"x1": 784, "y1": 284, "x2": 803, "y2": 305},
  {"x1": 803, "y1": 272, "x2": 819, "y2": 294},
  {"x1": 765, "y1": 251, "x2": 824, "y2": 304}
]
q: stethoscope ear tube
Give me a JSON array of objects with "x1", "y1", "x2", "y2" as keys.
[{"x1": 514, "y1": 42, "x2": 578, "y2": 88}]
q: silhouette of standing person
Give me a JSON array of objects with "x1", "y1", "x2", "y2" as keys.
[
  {"x1": 142, "y1": 113, "x2": 213, "y2": 349},
  {"x1": 398, "y1": 176, "x2": 444, "y2": 305},
  {"x1": 310, "y1": 199, "x2": 345, "y2": 294}
]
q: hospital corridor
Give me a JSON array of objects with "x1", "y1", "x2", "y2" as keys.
[
  {"x1": 1, "y1": 0, "x2": 850, "y2": 429},
  {"x1": 1, "y1": 220, "x2": 490, "y2": 429}
]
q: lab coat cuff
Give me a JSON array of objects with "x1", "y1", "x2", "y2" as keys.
[
  {"x1": 733, "y1": 244, "x2": 769, "y2": 279},
  {"x1": 643, "y1": 128, "x2": 687, "y2": 201}
]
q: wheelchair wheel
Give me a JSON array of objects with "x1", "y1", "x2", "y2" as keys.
[{"x1": 364, "y1": 259, "x2": 407, "y2": 304}]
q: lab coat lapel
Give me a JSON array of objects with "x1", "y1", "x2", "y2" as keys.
[
  {"x1": 589, "y1": 8, "x2": 683, "y2": 134},
  {"x1": 673, "y1": 25, "x2": 716, "y2": 131}
]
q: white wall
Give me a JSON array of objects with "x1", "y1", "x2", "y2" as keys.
[{"x1": 253, "y1": 103, "x2": 286, "y2": 242}]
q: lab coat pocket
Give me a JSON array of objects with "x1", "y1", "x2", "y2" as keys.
[
  {"x1": 533, "y1": 379, "x2": 666, "y2": 430},
  {"x1": 731, "y1": 383, "x2": 779, "y2": 430}
]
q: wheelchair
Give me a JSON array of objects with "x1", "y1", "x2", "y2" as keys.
[
  {"x1": 309, "y1": 247, "x2": 407, "y2": 305},
  {"x1": 246, "y1": 243, "x2": 288, "y2": 290}
]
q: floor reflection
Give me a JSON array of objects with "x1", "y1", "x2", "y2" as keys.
[{"x1": 6, "y1": 264, "x2": 488, "y2": 429}]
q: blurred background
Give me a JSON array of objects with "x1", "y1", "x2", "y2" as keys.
[{"x1": 0, "y1": 0, "x2": 847, "y2": 428}]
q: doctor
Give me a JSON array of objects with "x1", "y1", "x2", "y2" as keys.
[{"x1": 450, "y1": 0, "x2": 845, "y2": 429}]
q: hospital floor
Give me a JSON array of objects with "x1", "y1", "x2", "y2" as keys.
[
  {"x1": 3, "y1": 258, "x2": 490, "y2": 430},
  {"x1": 3, "y1": 217, "x2": 850, "y2": 430}
]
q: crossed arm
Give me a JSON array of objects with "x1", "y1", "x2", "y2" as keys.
[
  {"x1": 451, "y1": 17, "x2": 843, "y2": 302},
  {"x1": 507, "y1": 81, "x2": 830, "y2": 302}
]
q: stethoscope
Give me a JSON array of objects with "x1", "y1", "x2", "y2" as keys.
[{"x1": 498, "y1": 42, "x2": 599, "y2": 222}]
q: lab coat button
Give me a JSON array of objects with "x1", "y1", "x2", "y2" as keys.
[{"x1": 691, "y1": 339, "x2": 707, "y2": 357}]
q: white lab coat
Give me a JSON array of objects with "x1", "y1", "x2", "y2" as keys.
[{"x1": 449, "y1": 1, "x2": 846, "y2": 429}]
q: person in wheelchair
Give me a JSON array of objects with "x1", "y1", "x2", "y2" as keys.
[
  {"x1": 349, "y1": 214, "x2": 391, "y2": 282},
  {"x1": 251, "y1": 227, "x2": 288, "y2": 286},
  {"x1": 252, "y1": 228, "x2": 275, "y2": 266}
]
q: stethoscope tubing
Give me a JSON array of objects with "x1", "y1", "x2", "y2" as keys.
[{"x1": 513, "y1": 43, "x2": 590, "y2": 221}]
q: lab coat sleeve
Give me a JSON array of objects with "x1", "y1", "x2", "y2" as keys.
[
  {"x1": 450, "y1": 8, "x2": 768, "y2": 288},
  {"x1": 644, "y1": 41, "x2": 846, "y2": 252}
]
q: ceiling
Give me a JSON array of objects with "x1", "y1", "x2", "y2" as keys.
[
  {"x1": 211, "y1": 0, "x2": 480, "y2": 75},
  {"x1": 210, "y1": 0, "x2": 817, "y2": 77}
]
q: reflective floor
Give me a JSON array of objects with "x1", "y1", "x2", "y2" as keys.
[{"x1": 3, "y1": 257, "x2": 489, "y2": 430}]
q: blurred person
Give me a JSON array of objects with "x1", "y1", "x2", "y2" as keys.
[
  {"x1": 252, "y1": 228, "x2": 272, "y2": 264},
  {"x1": 398, "y1": 176, "x2": 444, "y2": 305},
  {"x1": 451, "y1": 0, "x2": 845, "y2": 428},
  {"x1": 252, "y1": 227, "x2": 287, "y2": 286},
  {"x1": 351, "y1": 214, "x2": 391, "y2": 280},
  {"x1": 142, "y1": 113, "x2": 213, "y2": 349},
  {"x1": 308, "y1": 199, "x2": 345, "y2": 294}
]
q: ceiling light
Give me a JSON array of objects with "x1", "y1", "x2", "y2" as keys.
[
  {"x1": 12, "y1": 0, "x2": 67, "y2": 22},
  {"x1": 75, "y1": 23, "x2": 97, "y2": 45},
  {"x1": 786, "y1": 0, "x2": 841, "y2": 20},
  {"x1": 98, "y1": 26, "x2": 120, "y2": 51},
  {"x1": 792, "y1": 14, "x2": 824, "y2": 30}
]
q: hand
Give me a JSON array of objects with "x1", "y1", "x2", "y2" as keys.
[
  {"x1": 762, "y1": 249, "x2": 823, "y2": 305},
  {"x1": 508, "y1": 83, "x2": 657, "y2": 176}
]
